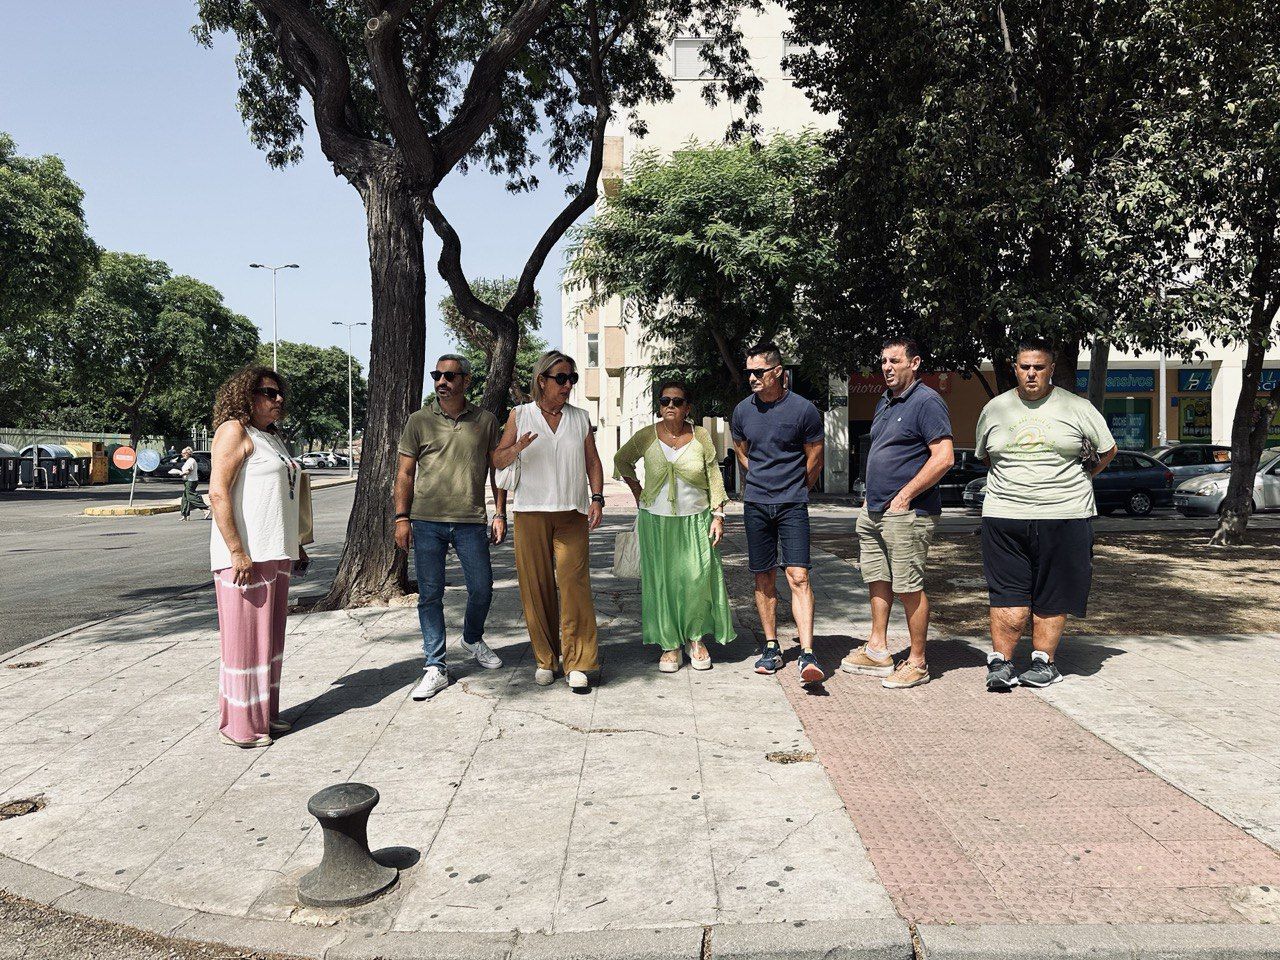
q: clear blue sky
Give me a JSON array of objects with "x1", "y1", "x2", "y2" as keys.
[{"x1": 1, "y1": 2, "x2": 582, "y2": 375}]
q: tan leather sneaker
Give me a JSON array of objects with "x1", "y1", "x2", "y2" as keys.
[
  {"x1": 881, "y1": 660, "x2": 930, "y2": 689},
  {"x1": 840, "y1": 643, "x2": 894, "y2": 677}
]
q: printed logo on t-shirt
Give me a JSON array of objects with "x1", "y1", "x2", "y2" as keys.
[{"x1": 1008, "y1": 416, "x2": 1055, "y2": 455}]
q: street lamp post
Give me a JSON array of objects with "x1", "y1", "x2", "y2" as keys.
[
  {"x1": 249, "y1": 263, "x2": 300, "y2": 369},
  {"x1": 332, "y1": 321, "x2": 368, "y2": 477}
]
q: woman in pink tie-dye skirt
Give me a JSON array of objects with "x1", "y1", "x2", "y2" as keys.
[{"x1": 208, "y1": 366, "x2": 307, "y2": 748}]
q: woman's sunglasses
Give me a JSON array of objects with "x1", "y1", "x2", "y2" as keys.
[
  {"x1": 430, "y1": 370, "x2": 464, "y2": 382},
  {"x1": 541, "y1": 372, "x2": 579, "y2": 386},
  {"x1": 254, "y1": 387, "x2": 285, "y2": 401},
  {"x1": 658, "y1": 396, "x2": 688, "y2": 408}
]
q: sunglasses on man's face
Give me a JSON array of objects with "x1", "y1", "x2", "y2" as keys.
[
  {"x1": 430, "y1": 370, "x2": 464, "y2": 383},
  {"x1": 658, "y1": 396, "x2": 687, "y2": 408},
  {"x1": 744, "y1": 365, "x2": 779, "y2": 380},
  {"x1": 542, "y1": 372, "x2": 579, "y2": 386},
  {"x1": 254, "y1": 387, "x2": 285, "y2": 401}
]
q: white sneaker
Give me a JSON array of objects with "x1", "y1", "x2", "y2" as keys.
[
  {"x1": 567, "y1": 670, "x2": 590, "y2": 691},
  {"x1": 461, "y1": 638, "x2": 502, "y2": 670},
  {"x1": 534, "y1": 668, "x2": 556, "y2": 685},
  {"x1": 411, "y1": 666, "x2": 448, "y2": 700}
]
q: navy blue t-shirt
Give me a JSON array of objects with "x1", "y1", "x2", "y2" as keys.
[
  {"x1": 865, "y1": 380, "x2": 953, "y2": 516},
  {"x1": 730, "y1": 390, "x2": 824, "y2": 505}
]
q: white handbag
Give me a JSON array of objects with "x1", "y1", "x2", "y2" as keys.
[
  {"x1": 494, "y1": 405, "x2": 522, "y2": 493},
  {"x1": 612, "y1": 517, "x2": 641, "y2": 579}
]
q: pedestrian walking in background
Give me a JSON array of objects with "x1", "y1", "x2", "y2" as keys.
[
  {"x1": 730, "y1": 342, "x2": 827, "y2": 684},
  {"x1": 614, "y1": 380, "x2": 735, "y2": 673},
  {"x1": 494, "y1": 350, "x2": 604, "y2": 692},
  {"x1": 394, "y1": 354, "x2": 507, "y2": 702},
  {"x1": 208, "y1": 366, "x2": 307, "y2": 748},
  {"x1": 975, "y1": 339, "x2": 1117, "y2": 691},
  {"x1": 843, "y1": 338, "x2": 954, "y2": 689},
  {"x1": 178, "y1": 446, "x2": 209, "y2": 520}
]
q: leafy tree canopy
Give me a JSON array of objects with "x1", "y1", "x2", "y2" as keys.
[
  {"x1": 439, "y1": 276, "x2": 546, "y2": 407},
  {"x1": 566, "y1": 131, "x2": 835, "y2": 417},
  {"x1": 260, "y1": 339, "x2": 369, "y2": 450}
]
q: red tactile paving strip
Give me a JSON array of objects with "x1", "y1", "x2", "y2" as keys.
[{"x1": 773, "y1": 636, "x2": 1280, "y2": 925}]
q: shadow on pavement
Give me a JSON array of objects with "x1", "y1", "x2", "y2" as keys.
[{"x1": 286, "y1": 659, "x2": 420, "y2": 730}]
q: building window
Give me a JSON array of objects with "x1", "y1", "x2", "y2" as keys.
[
  {"x1": 587, "y1": 333, "x2": 600, "y2": 368},
  {"x1": 673, "y1": 37, "x2": 716, "y2": 80}
]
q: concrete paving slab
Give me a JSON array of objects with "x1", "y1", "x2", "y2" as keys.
[
  {"x1": 712, "y1": 919, "x2": 914, "y2": 960},
  {"x1": 511, "y1": 926, "x2": 704, "y2": 959}
]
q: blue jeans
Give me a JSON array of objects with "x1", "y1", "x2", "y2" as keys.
[{"x1": 412, "y1": 521, "x2": 494, "y2": 669}]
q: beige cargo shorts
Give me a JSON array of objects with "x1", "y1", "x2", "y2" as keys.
[{"x1": 856, "y1": 507, "x2": 938, "y2": 594}]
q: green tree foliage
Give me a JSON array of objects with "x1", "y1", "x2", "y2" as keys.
[
  {"x1": 0, "y1": 133, "x2": 99, "y2": 423},
  {"x1": 260, "y1": 339, "x2": 369, "y2": 450},
  {"x1": 566, "y1": 132, "x2": 835, "y2": 417},
  {"x1": 439, "y1": 277, "x2": 546, "y2": 407},
  {"x1": 784, "y1": 0, "x2": 1203, "y2": 392},
  {"x1": 56, "y1": 252, "x2": 259, "y2": 445},
  {"x1": 1149, "y1": 0, "x2": 1280, "y2": 544}
]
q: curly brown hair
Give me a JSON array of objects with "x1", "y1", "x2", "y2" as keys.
[{"x1": 212, "y1": 366, "x2": 289, "y2": 430}]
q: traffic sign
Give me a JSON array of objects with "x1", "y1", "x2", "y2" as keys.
[
  {"x1": 112, "y1": 446, "x2": 137, "y2": 470},
  {"x1": 137, "y1": 449, "x2": 161, "y2": 472}
]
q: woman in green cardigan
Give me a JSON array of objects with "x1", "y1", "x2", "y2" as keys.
[{"x1": 614, "y1": 380, "x2": 736, "y2": 672}]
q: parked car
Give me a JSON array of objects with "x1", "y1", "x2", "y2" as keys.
[
  {"x1": 148, "y1": 450, "x2": 212, "y2": 483},
  {"x1": 1174, "y1": 448, "x2": 1280, "y2": 516},
  {"x1": 939, "y1": 448, "x2": 988, "y2": 506},
  {"x1": 1148, "y1": 443, "x2": 1232, "y2": 481},
  {"x1": 962, "y1": 450, "x2": 1174, "y2": 516},
  {"x1": 298, "y1": 452, "x2": 329, "y2": 469}
]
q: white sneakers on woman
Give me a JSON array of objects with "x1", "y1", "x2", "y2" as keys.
[
  {"x1": 567, "y1": 670, "x2": 590, "y2": 691},
  {"x1": 535, "y1": 657, "x2": 562, "y2": 686},
  {"x1": 412, "y1": 665, "x2": 449, "y2": 700}
]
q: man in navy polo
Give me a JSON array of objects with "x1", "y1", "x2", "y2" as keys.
[{"x1": 842, "y1": 338, "x2": 954, "y2": 690}]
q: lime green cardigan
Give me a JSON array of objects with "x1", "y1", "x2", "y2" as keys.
[{"x1": 613, "y1": 424, "x2": 728, "y2": 512}]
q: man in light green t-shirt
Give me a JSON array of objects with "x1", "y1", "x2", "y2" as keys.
[{"x1": 974, "y1": 340, "x2": 1117, "y2": 692}]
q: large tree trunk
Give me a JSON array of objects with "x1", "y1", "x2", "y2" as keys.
[
  {"x1": 1211, "y1": 310, "x2": 1276, "y2": 546},
  {"x1": 1087, "y1": 340, "x2": 1109, "y2": 412},
  {"x1": 480, "y1": 315, "x2": 519, "y2": 414},
  {"x1": 319, "y1": 168, "x2": 426, "y2": 607},
  {"x1": 1052, "y1": 338, "x2": 1080, "y2": 391}
]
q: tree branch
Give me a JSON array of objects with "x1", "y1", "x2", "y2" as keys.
[{"x1": 365, "y1": 2, "x2": 439, "y2": 182}]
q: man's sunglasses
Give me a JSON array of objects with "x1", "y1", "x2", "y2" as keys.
[
  {"x1": 541, "y1": 372, "x2": 579, "y2": 386},
  {"x1": 254, "y1": 387, "x2": 285, "y2": 401},
  {"x1": 430, "y1": 370, "x2": 465, "y2": 382},
  {"x1": 745, "y1": 364, "x2": 780, "y2": 379},
  {"x1": 658, "y1": 396, "x2": 687, "y2": 408}
]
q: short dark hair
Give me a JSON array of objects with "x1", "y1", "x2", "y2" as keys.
[
  {"x1": 745, "y1": 341, "x2": 783, "y2": 367},
  {"x1": 881, "y1": 337, "x2": 922, "y2": 360},
  {"x1": 655, "y1": 379, "x2": 693, "y2": 403},
  {"x1": 1016, "y1": 338, "x2": 1057, "y2": 362}
]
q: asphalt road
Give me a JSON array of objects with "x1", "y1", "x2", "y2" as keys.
[{"x1": 0, "y1": 476, "x2": 357, "y2": 653}]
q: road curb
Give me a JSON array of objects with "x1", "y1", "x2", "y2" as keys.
[
  {"x1": 77, "y1": 475, "x2": 355, "y2": 517},
  {"x1": 917, "y1": 922, "x2": 1280, "y2": 959}
]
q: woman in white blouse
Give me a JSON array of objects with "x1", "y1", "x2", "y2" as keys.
[{"x1": 493, "y1": 350, "x2": 604, "y2": 692}]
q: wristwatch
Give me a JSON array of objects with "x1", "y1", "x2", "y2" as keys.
[{"x1": 590, "y1": 493, "x2": 605, "y2": 506}]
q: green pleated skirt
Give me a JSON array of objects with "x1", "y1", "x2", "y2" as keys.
[{"x1": 637, "y1": 509, "x2": 736, "y2": 650}]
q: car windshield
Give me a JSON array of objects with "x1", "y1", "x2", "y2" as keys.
[{"x1": 1261, "y1": 449, "x2": 1280, "y2": 470}]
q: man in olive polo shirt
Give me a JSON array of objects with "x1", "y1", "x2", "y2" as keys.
[{"x1": 394, "y1": 354, "x2": 507, "y2": 701}]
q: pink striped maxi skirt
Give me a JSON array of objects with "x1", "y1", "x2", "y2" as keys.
[{"x1": 213, "y1": 558, "x2": 292, "y2": 742}]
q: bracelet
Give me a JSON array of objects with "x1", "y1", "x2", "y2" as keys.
[
  {"x1": 394, "y1": 516, "x2": 411, "y2": 524},
  {"x1": 711, "y1": 511, "x2": 726, "y2": 519}
]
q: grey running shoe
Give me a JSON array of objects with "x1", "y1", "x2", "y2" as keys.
[
  {"x1": 986, "y1": 655, "x2": 1020, "y2": 692},
  {"x1": 1019, "y1": 657, "x2": 1063, "y2": 687}
]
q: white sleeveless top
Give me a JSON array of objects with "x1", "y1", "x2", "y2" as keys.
[
  {"x1": 512, "y1": 402, "x2": 591, "y2": 514},
  {"x1": 210, "y1": 425, "x2": 301, "y2": 570},
  {"x1": 643, "y1": 440, "x2": 709, "y2": 518}
]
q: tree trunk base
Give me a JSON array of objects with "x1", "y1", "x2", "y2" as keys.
[{"x1": 1209, "y1": 509, "x2": 1249, "y2": 546}]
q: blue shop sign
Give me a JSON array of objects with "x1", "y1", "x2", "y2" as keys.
[
  {"x1": 1178, "y1": 369, "x2": 1214, "y2": 392},
  {"x1": 1264, "y1": 369, "x2": 1280, "y2": 392},
  {"x1": 1074, "y1": 369, "x2": 1156, "y2": 393}
]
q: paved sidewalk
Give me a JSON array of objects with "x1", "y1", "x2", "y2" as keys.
[
  {"x1": 0, "y1": 510, "x2": 901, "y2": 958},
  {"x1": 744, "y1": 539, "x2": 1280, "y2": 928}
]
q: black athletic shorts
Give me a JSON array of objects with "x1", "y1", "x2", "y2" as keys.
[{"x1": 979, "y1": 517, "x2": 1094, "y2": 617}]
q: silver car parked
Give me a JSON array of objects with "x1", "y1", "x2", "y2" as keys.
[
  {"x1": 1149, "y1": 443, "x2": 1232, "y2": 481},
  {"x1": 1174, "y1": 448, "x2": 1280, "y2": 516}
]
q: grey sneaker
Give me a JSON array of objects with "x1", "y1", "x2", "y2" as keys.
[
  {"x1": 986, "y1": 655, "x2": 1020, "y2": 692},
  {"x1": 1019, "y1": 657, "x2": 1063, "y2": 687}
]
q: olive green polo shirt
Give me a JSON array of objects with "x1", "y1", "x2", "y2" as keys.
[{"x1": 397, "y1": 397, "x2": 500, "y2": 524}]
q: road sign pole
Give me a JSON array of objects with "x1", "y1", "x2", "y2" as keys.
[{"x1": 128, "y1": 462, "x2": 138, "y2": 509}]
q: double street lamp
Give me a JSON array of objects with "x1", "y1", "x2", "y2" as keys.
[
  {"x1": 332, "y1": 321, "x2": 369, "y2": 477},
  {"x1": 249, "y1": 262, "x2": 300, "y2": 370}
]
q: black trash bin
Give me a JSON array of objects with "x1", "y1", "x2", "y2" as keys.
[
  {"x1": 18, "y1": 444, "x2": 73, "y2": 489},
  {"x1": 0, "y1": 443, "x2": 19, "y2": 492}
]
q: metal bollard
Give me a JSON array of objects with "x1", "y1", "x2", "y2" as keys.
[{"x1": 298, "y1": 782, "x2": 398, "y2": 908}]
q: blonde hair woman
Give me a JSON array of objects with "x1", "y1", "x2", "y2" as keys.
[
  {"x1": 493, "y1": 350, "x2": 604, "y2": 691},
  {"x1": 615, "y1": 380, "x2": 735, "y2": 671},
  {"x1": 208, "y1": 366, "x2": 306, "y2": 747}
]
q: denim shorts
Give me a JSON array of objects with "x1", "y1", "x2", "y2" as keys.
[{"x1": 743, "y1": 501, "x2": 811, "y2": 573}]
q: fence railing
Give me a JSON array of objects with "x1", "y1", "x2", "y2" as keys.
[{"x1": 0, "y1": 428, "x2": 165, "y2": 453}]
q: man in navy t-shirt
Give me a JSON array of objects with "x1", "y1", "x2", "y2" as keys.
[
  {"x1": 842, "y1": 337, "x2": 954, "y2": 690},
  {"x1": 730, "y1": 342, "x2": 827, "y2": 684}
]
